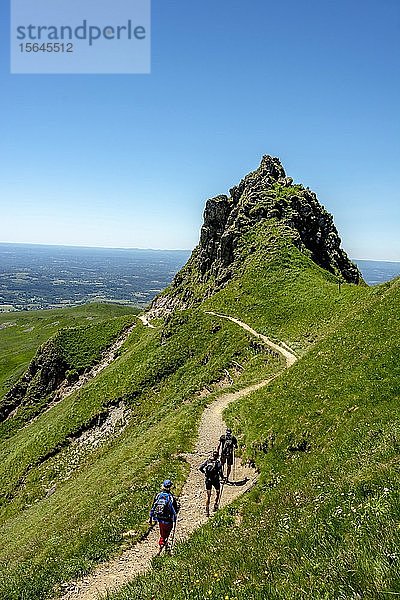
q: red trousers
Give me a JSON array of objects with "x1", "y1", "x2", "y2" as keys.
[{"x1": 158, "y1": 521, "x2": 173, "y2": 547}]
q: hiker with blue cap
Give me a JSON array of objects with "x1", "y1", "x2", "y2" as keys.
[{"x1": 149, "y1": 479, "x2": 178, "y2": 554}]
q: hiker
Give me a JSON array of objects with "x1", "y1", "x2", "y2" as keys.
[
  {"x1": 199, "y1": 450, "x2": 224, "y2": 516},
  {"x1": 149, "y1": 479, "x2": 178, "y2": 554},
  {"x1": 218, "y1": 428, "x2": 238, "y2": 482}
]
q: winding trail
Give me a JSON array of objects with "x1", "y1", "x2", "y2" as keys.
[
  {"x1": 59, "y1": 313, "x2": 297, "y2": 600},
  {"x1": 205, "y1": 312, "x2": 296, "y2": 367}
]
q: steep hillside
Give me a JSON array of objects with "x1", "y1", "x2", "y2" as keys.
[
  {"x1": 0, "y1": 157, "x2": 394, "y2": 600},
  {"x1": 0, "y1": 314, "x2": 136, "y2": 441},
  {"x1": 0, "y1": 303, "x2": 138, "y2": 402},
  {"x1": 203, "y1": 220, "x2": 369, "y2": 352},
  {"x1": 109, "y1": 279, "x2": 400, "y2": 600},
  {"x1": 0, "y1": 309, "x2": 282, "y2": 600}
]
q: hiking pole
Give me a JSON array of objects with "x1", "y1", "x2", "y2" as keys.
[
  {"x1": 169, "y1": 519, "x2": 177, "y2": 553},
  {"x1": 216, "y1": 478, "x2": 225, "y2": 510},
  {"x1": 233, "y1": 449, "x2": 236, "y2": 482}
]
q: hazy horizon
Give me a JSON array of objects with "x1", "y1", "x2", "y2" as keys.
[
  {"x1": 0, "y1": 242, "x2": 400, "y2": 264},
  {"x1": 0, "y1": 0, "x2": 398, "y2": 261},
  {"x1": 1, "y1": 244, "x2": 399, "y2": 312},
  {"x1": 0, "y1": 241, "x2": 190, "y2": 252},
  {"x1": 1, "y1": 241, "x2": 400, "y2": 263}
]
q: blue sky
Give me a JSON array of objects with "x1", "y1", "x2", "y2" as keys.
[{"x1": 0, "y1": 0, "x2": 399, "y2": 259}]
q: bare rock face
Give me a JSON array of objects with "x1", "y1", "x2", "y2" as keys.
[
  {"x1": 0, "y1": 339, "x2": 68, "y2": 423},
  {"x1": 149, "y1": 155, "x2": 362, "y2": 317},
  {"x1": 198, "y1": 195, "x2": 233, "y2": 275},
  {"x1": 0, "y1": 339, "x2": 68, "y2": 422}
]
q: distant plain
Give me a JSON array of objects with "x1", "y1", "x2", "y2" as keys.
[{"x1": 0, "y1": 243, "x2": 398, "y2": 312}]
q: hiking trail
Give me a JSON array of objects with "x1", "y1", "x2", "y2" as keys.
[{"x1": 59, "y1": 313, "x2": 297, "y2": 600}]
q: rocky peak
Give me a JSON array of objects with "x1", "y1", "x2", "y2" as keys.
[
  {"x1": 149, "y1": 155, "x2": 362, "y2": 316},
  {"x1": 229, "y1": 155, "x2": 287, "y2": 202}
]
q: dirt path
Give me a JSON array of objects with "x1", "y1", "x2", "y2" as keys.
[
  {"x1": 137, "y1": 315, "x2": 155, "y2": 329},
  {"x1": 205, "y1": 312, "x2": 297, "y2": 367},
  {"x1": 59, "y1": 314, "x2": 297, "y2": 600}
]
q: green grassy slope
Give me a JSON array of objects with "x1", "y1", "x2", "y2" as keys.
[
  {"x1": 0, "y1": 311, "x2": 281, "y2": 600},
  {"x1": 109, "y1": 278, "x2": 400, "y2": 600},
  {"x1": 205, "y1": 221, "x2": 370, "y2": 352},
  {"x1": 0, "y1": 314, "x2": 137, "y2": 442},
  {"x1": 0, "y1": 303, "x2": 138, "y2": 401},
  {"x1": 161, "y1": 221, "x2": 369, "y2": 356},
  {"x1": 0, "y1": 231, "x2": 393, "y2": 600}
]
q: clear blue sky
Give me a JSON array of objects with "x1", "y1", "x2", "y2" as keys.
[{"x1": 1, "y1": 0, "x2": 399, "y2": 259}]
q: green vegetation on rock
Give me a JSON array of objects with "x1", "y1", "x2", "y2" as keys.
[
  {"x1": 204, "y1": 221, "x2": 371, "y2": 352},
  {"x1": 0, "y1": 310, "x2": 138, "y2": 441},
  {"x1": 0, "y1": 303, "x2": 138, "y2": 402},
  {"x1": 0, "y1": 157, "x2": 398, "y2": 600}
]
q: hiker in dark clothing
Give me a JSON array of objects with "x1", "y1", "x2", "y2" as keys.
[
  {"x1": 149, "y1": 479, "x2": 178, "y2": 554},
  {"x1": 199, "y1": 450, "x2": 224, "y2": 516},
  {"x1": 218, "y1": 428, "x2": 238, "y2": 482}
]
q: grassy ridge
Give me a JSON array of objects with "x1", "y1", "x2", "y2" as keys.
[
  {"x1": 0, "y1": 303, "x2": 138, "y2": 401},
  {"x1": 0, "y1": 311, "x2": 281, "y2": 599},
  {"x1": 54, "y1": 315, "x2": 136, "y2": 373},
  {"x1": 0, "y1": 314, "x2": 137, "y2": 442},
  {"x1": 0, "y1": 234, "x2": 395, "y2": 600},
  {"x1": 108, "y1": 278, "x2": 400, "y2": 600},
  {"x1": 205, "y1": 221, "x2": 370, "y2": 352}
]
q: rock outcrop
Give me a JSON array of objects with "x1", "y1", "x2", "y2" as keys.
[
  {"x1": 0, "y1": 338, "x2": 68, "y2": 423},
  {"x1": 149, "y1": 155, "x2": 362, "y2": 317}
]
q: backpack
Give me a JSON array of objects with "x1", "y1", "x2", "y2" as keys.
[
  {"x1": 222, "y1": 436, "x2": 234, "y2": 457},
  {"x1": 205, "y1": 460, "x2": 219, "y2": 478},
  {"x1": 153, "y1": 492, "x2": 172, "y2": 520}
]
